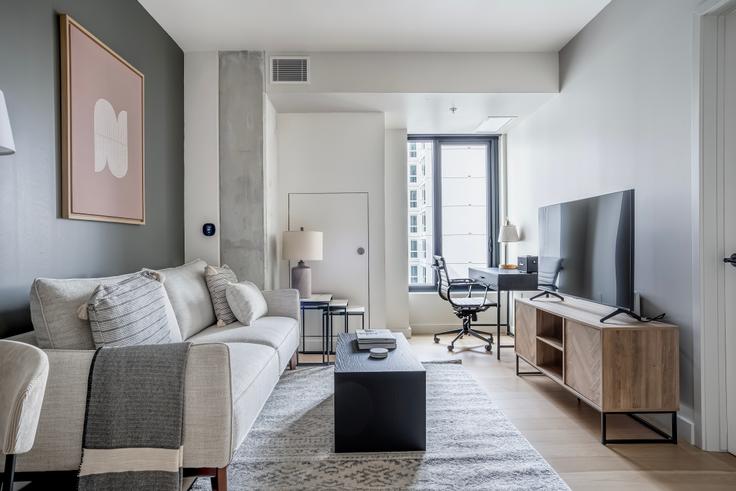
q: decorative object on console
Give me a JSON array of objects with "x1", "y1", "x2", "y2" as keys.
[
  {"x1": 517, "y1": 255, "x2": 538, "y2": 273},
  {"x1": 498, "y1": 218, "x2": 520, "y2": 269},
  {"x1": 226, "y1": 281, "x2": 268, "y2": 326},
  {"x1": 60, "y1": 14, "x2": 145, "y2": 224},
  {"x1": 205, "y1": 264, "x2": 238, "y2": 326},
  {"x1": 0, "y1": 89, "x2": 15, "y2": 155},
  {"x1": 282, "y1": 227, "x2": 323, "y2": 298}
]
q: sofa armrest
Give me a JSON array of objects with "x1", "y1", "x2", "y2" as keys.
[
  {"x1": 262, "y1": 289, "x2": 300, "y2": 320},
  {"x1": 17, "y1": 343, "x2": 234, "y2": 472}
]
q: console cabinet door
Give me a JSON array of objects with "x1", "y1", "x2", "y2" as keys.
[
  {"x1": 565, "y1": 320, "x2": 602, "y2": 407},
  {"x1": 515, "y1": 301, "x2": 536, "y2": 364}
]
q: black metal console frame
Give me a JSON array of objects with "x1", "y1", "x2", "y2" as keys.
[{"x1": 601, "y1": 411, "x2": 678, "y2": 445}]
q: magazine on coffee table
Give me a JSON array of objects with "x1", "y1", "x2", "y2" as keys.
[{"x1": 356, "y1": 329, "x2": 396, "y2": 350}]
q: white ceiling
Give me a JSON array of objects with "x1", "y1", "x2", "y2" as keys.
[
  {"x1": 138, "y1": 0, "x2": 610, "y2": 52},
  {"x1": 267, "y1": 92, "x2": 556, "y2": 134}
]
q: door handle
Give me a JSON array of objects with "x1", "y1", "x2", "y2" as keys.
[
  {"x1": 724, "y1": 253, "x2": 736, "y2": 267},
  {"x1": 357, "y1": 247, "x2": 365, "y2": 255}
]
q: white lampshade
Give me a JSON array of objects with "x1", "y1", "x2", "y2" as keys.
[
  {"x1": 0, "y1": 90, "x2": 15, "y2": 156},
  {"x1": 498, "y1": 220, "x2": 520, "y2": 243},
  {"x1": 282, "y1": 229, "x2": 323, "y2": 261}
]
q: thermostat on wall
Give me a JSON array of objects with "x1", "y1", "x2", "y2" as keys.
[{"x1": 203, "y1": 223, "x2": 216, "y2": 237}]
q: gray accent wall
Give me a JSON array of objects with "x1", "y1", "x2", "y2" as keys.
[
  {"x1": 0, "y1": 0, "x2": 184, "y2": 338},
  {"x1": 219, "y1": 51, "x2": 266, "y2": 287},
  {"x1": 506, "y1": 0, "x2": 701, "y2": 439}
]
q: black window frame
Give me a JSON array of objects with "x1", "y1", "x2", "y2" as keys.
[{"x1": 407, "y1": 135, "x2": 501, "y2": 292}]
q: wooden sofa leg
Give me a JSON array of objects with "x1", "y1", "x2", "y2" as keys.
[
  {"x1": 211, "y1": 466, "x2": 228, "y2": 491},
  {"x1": 288, "y1": 351, "x2": 298, "y2": 370}
]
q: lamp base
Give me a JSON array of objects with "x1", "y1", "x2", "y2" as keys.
[{"x1": 291, "y1": 261, "x2": 312, "y2": 299}]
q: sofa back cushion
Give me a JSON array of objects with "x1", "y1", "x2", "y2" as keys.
[
  {"x1": 31, "y1": 272, "x2": 135, "y2": 349},
  {"x1": 159, "y1": 259, "x2": 216, "y2": 339}
]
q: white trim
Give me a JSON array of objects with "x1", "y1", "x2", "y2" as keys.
[{"x1": 692, "y1": 0, "x2": 736, "y2": 451}]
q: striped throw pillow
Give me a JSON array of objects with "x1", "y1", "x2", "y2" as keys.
[
  {"x1": 86, "y1": 271, "x2": 174, "y2": 348},
  {"x1": 205, "y1": 264, "x2": 238, "y2": 326}
]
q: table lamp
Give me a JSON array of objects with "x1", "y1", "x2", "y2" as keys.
[
  {"x1": 0, "y1": 90, "x2": 15, "y2": 156},
  {"x1": 498, "y1": 219, "x2": 520, "y2": 269},
  {"x1": 282, "y1": 227, "x2": 323, "y2": 299}
]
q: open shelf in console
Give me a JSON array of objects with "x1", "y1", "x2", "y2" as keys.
[
  {"x1": 536, "y1": 310, "x2": 563, "y2": 347},
  {"x1": 536, "y1": 339, "x2": 563, "y2": 382}
]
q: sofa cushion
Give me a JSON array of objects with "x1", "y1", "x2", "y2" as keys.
[
  {"x1": 205, "y1": 265, "x2": 238, "y2": 326},
  {"x1": 159, "y1": 259, "x2": 216, "y2": 339},
  {"x1": 189, "y1": 317, "x2": 299, "y2": 370},
  {"x1": 86, "y1": 271, "x2": 176, "y2": 348},
  {"x1": 31, "y1": 272, "x2": 136, "y2": 349},
  {"x1": 225, "y1": 281, "x2": 267, "y2": 326}
]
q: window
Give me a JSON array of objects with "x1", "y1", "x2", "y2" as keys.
[
  {"x1": 410, "y1": 240, "x2": 418, "y2": 258},
  {"x1": 407, "y1": 137, "x2": 499, "y2": 291},
  {"x1": 409, "y1": 190, "x2": 417, "y2": 208},
  {"x1": 409, "y1": 164, "x2": 417, "y2": 183}
]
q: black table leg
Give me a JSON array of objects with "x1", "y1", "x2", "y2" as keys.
[{"x1": 496, "y1": 290, "x2": 501, "y2": 360}]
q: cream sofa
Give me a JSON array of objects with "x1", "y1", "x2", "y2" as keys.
[{"x1": 4, "y1": 259, "x2": 300, "y2": 488}]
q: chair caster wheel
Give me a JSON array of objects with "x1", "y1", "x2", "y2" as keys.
[
  {"x1": 434, "y1": 337, "x2": 439, "y2": 344},
  {"x1": 485, "y1": 345, "x2": 492, "y2": 352},
  {"x1": 448, "y1": 345, "x2": 454, "y2": 352}
]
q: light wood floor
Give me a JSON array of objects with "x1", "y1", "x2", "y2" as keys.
[
  {"x1": 302, "y1": 333, "x2": 736, "y2": 489},
  {"x1": 406, "y1": 333, "x2": 736, "y2": 490}
]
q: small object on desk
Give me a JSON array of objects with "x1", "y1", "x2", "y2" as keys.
[
  {"x1": 517, "y1": 255, "x2": 538, "y2": 273},
  {"x1": 369, "y1": 347, "x2": 388, "y2": 359},
  {"x1": 498, "y1": 218, "x2": 520, "y2": 269}
]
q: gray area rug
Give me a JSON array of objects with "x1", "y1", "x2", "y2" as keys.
[{"x1": 192, "y1": 363, "x2": 569, "y2": 490}]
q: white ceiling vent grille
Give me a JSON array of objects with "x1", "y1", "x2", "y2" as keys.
[{"x1": 271, "y1": 56, "x2": 309, "y2": 83}]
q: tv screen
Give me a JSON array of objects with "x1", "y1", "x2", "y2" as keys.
[{"x1": 538, "y1": 190, "x2": 634, "y2": 310}]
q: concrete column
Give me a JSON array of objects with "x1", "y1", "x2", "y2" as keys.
[{"x1": 218, "y1": 51, "x2": 265, "y2": 286}]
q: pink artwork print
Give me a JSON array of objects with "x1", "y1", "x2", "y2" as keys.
[{"x1": 62, "y1": 16, "x2": 144, "y2": 224}]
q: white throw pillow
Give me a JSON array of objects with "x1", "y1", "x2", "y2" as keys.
[{"x1": 225, "y1": 281, "x2": 268, "y2": 326}]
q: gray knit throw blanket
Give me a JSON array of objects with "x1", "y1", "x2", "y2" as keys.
[{"x1": 78, "y1": 343, "x2": 190, "y2": 490}]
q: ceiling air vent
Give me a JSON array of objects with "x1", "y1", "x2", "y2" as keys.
[{"x1": 271, "y1": 56, "x2": 309, "y2": 84}]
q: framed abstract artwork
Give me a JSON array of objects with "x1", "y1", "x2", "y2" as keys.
[{"x1": 60, "y1": 14, "x2": 145, "y2": 224}]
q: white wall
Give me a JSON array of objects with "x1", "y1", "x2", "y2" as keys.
[
  {"x1": 277, "y1": 113, "x2": 386, "y2": 329},
  {"x1": 267, "y1": 52, "x2": 558, "y2": 94},
  {"x1": 384, "y1": 129, "x2": 410, "y2": 333},
  {"x1": 184, "y1": 52, "x2": 220, "y2": 265},
  {"x1": 506, "y1": 0, "x2": 700, "y2": 441},
  {"x1": 263, "y1": 94, "x2": 279, "y2": 289}
]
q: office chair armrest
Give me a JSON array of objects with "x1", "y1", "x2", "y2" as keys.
[{"x1": 446, "y1": 280, "x2": 491, "y2": 307}]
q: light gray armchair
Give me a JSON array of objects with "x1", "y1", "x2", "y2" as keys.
[{"x1": 0, "y1": 340, "x2": 49, "y2": 491}]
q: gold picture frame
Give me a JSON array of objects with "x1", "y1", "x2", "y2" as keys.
[{"x1": 60, "y1": 14, "x2": 145, "y2": 224}]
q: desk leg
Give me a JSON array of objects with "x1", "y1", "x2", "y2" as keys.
[
  {"x1": 496, "y1": 291, "x2": 501, "y2": 360},
  {"x1": 506, "y1": 290, "x2": 511, "y2": 336}
]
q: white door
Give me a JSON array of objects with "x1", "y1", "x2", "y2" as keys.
[
  {"x1": 289, "y1": 193, "x2": 370, "y2": 351},
  {"x1": 725, "y1": 8, "x2": 736, "y2": 457}
]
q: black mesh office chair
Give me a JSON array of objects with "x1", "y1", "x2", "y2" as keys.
[{"x1": 431, "y1": 255, "x2": 497, "y2": 352}]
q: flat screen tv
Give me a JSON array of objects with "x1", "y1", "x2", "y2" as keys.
[{"x1": 538, "y1": 189, "x2": 635, "y2": 311}]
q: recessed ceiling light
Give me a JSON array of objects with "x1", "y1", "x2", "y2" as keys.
[{"x1": 474, "y1": 116, "x2": 516, "y2": 133}]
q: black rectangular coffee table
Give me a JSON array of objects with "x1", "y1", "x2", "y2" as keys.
[{"x1": 334, "y1": 332, "x2": 426, "y2": 453}]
